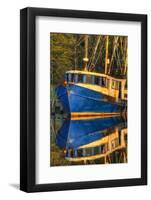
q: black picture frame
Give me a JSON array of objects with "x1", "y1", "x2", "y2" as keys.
[{"x1": 20, "y1": 7, "x2": 147, "y2": 192}]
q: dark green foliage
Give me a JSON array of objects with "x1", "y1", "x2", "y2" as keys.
[{"x1": 50, "y1": 33, "x2": 76, "y2": 85}]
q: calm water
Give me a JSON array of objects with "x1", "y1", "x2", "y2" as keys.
[{"x1": 50, "y1": 109, "x2": 127, "y2": 166}]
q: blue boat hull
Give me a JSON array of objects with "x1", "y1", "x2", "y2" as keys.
[
  {"x1": 56, "y1": 117, "x2": 125, "y2": 149},
  {"x1": 56, "y1": 84, "x2": 126, "y2": 113}
]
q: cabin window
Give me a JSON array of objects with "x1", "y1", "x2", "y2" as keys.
[
  {"x1": 83, "y1": 75, "x2": 87, "y2": 83},
  {"x1": 85, "y1": 148, "x2": 92, "y2": 156},
  {"x1": 68, "y1": 74, "x2": 76, "y2": 82},
  {"x1": 78, "y1": 74, "x2": 83, "y2": 83},
  {"x1": 94, "y1": 146, "x2": 100, "y2": 155},
  {"x1": 72, "y1": 74, "x2": 75, "y2": 82},
  {"x1": 82, "y1": 148, "x2": 86, "y2": 157},
  {"x1": 67, "y1": 73, "x2": 72, "y2": 82},
  {"x1": 74, "y1": 74, "x2": 78, "y2": 83},
  {"x1": 102, "y1": 77, "x2": 106, "y2": 87},
  {"x1": 99, "y1": 77, "x2": 102, "y2": 86},
  {"x1": 91, "y1": 75, "x2": 99, "y2": 85},
  {"x1": 65, "y1": 74, "x2": 68, "y2": 82},
  {"x1": 66, "y1": 73, "x2": 109, "y2": 87},
  {"x1": 86, "y1": 75, "x2": 92, "y2": 84},
  {"x1": 101, "y1": 144, "x2": 106, "y2": 153},
  {"x1": 99, "y1": 77, "x2": 106, "y2": 87},
  {"x1": 70, "y1": 149, "x2": 74, "y2": 157},
  {"x1": 91, "y1": 76, "x2": 95, "y2": 84},
  {"x1": 74, "y1": 149, "x2": 78, "y2": 157},
  {"x1": 94, "y1": 76, "x2": 100, "y2": 85},
  {"x1": 77, "y1": 149, "x2": 83, "y2": 157}
]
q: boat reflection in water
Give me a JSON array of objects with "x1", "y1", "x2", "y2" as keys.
[{"x1": 56, "y1": 116, "x2": 127, "y2": 164}]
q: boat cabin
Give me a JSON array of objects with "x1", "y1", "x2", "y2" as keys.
[
  {"x1": 65, "y1": 127, "x2": 127, "y2": 162},
  {"x1": 65, "y1": 70, "x2": 127, "y2": 101}
]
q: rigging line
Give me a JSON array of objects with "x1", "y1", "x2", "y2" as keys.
[
  {"x1": 75, "y1": 35, "x2": 85, "y2": 47},
  {"x1": 105, "y1": 35, "x2": 109, "y2": 75},
  {"x1": 87, "y1": 43, "x2": 94, "y2": 67},
  {"x1": 91, "y1": 36, "x2": 101, "y2": 64},
  {"x1": 88, "y1": 35, "x2": 101, "y2": 68},
  {"x1": 123, "y1": 38, "x2": 128, "y2": 75},
  {"x1": 123, "y1": 47, "x2": 128, "y2": 75},
  {"x1": 110, "y1": 36, "x2": 119, "y2": 65},
  {"x1": 108, "y1": 36, "x2": 119, "y2": 74},
  {"x1": 120, "y1": 37, "x2": 124, "y2": 57},
  {"x1": 119, "y1": 37, "x2": 126, "y2": 68},
  {"x1": 120, "y1": 38, "x2": 125, "y2": 72},
  {"x1": 74, "y1": 36, "x2": 85, "y2": 69},
  {"x1": 118, "y1": 37, "x2": 127, "y2": 75},
  {"x1": 116, "y1": 48, "x2": 122, "y2": 68},
  {"x1": 88, "y1": 36, "x2": 101, "y2": 67},
  {"x1": 94, "y1": 43, "x2": 104, "y2": 67},
  {"x1": 94, "y1": 36, "x2": 106, "y2": 68}
]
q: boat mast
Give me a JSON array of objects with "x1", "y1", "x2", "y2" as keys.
[
  {"x1": 83, "y1": 35, "x2": 89, "y2": 71},
  {"x1": 123, "y1": 38, "x2": 128, "y2": 75},
  {"x1": 105, "y1": 35, "x2": 109, "y2": 74}
]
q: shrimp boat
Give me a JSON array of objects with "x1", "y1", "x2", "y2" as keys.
[
  {"x1": 56, "y1": 117, "x2": 127, "y2": 162},
  {"x1": 56, "y1": 35, "x2": 127, "y2": 118}
]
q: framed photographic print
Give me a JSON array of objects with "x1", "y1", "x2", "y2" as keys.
[{"x1": 20, "y1": 7, "x2": 147, "y2": 192}]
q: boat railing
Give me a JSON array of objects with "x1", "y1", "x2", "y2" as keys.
[
  {"x1": 65, "y1": 72, "x2": 111, "y2": 89},
  {"x1": 65, "y1": 71, "x2": 127, "y2": 101},
  {"x1": 65, "y1": 128, "x2": 127, "y2": 161}
]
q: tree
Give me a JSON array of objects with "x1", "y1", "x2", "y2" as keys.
[{"x1": 50, "y1": 33, "x2": 76, "y2": 85}]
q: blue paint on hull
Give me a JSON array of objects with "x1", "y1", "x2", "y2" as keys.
[
  {"x1": 56, "y1": 117, "x2": 125, "y2": 149},
  {"x1": 56, "y1": 85, "x2": 70, "y2": 113},
  {"x1": 56, "y1": 84, "x2": 125, "y2": 113}
]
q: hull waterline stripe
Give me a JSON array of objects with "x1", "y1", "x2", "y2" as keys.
[{"x1": 70, "y1": 112, "x2": 121, "y2": 120}]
